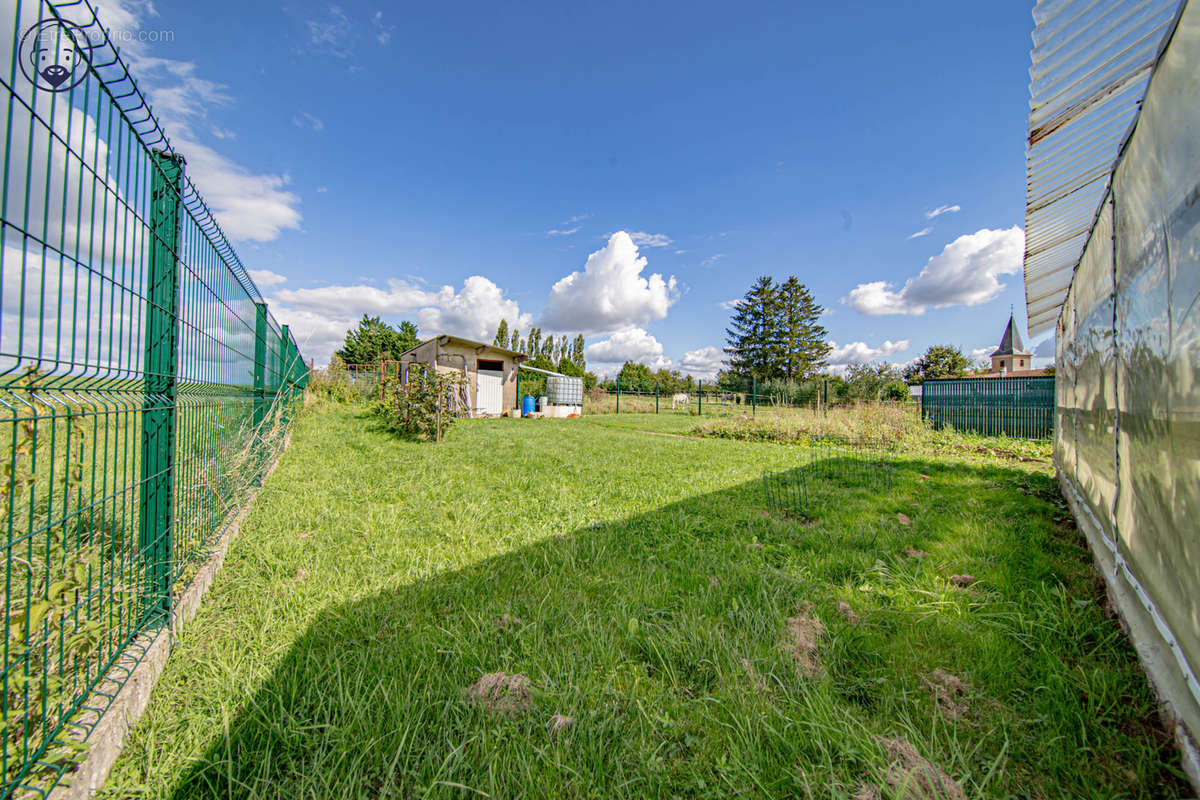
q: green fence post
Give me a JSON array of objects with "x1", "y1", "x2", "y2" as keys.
[
  {"x1": 752, "y1": 376, "x2": 757, "y2": 417},
  {"x1": 280, "y1": 324, "x2": 292, "y2": 405},
  {"x1": 140, "y1": 150, "x2": 185, "y2": 622},
  {"x1": 616, "y1": 378, "x2": 620, "y2": 413},
  {"x1": 253, "y1": 302, "x2": 267, "y2": 431},
  {"x1": 655, "y1": 381, "x2": 659, "y2": 413},
  {"x1": 698, "y1": 380, "x2": 702, "y2": 415}
]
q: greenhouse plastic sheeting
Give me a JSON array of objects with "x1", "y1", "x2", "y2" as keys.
[
  {"x1": 1054, "y1": 0, "x2": 1200, "y2": 747},
  {"x1": 1024, "y1": 0, "x2": 1183, "y2": 335}
]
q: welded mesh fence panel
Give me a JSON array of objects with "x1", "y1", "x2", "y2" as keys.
[
  {"x1": 921, "y1": 377, "x2": 1054, "y2": 438},
  {"x1": 0, "y1": 3, "x2": 307, "y2": 795},
  {"x1": 763, "y1": 438, "x2": 895, "y2": 519}
]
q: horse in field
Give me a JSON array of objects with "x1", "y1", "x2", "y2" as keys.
[{"x1": 671, "y1": 393, "x2": 688, "y2": 410}]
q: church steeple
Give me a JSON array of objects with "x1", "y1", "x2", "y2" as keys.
[{"x1": 990, "y1": 312, "x2": 1032, "y2": 373}]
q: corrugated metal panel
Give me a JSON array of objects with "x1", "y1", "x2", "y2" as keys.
[{"x1": 1024, "y1": 0, "x2": 1183, "y2": 336}]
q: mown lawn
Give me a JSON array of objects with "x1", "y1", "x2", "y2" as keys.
[{"x1": 103, "y1": 407, "x2": 1189, "y2": 799}]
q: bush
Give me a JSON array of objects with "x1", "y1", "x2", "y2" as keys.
[
  {"x1": 374, "y1": 364, "x2": 468, "y2": 441},
  {"x1": 882, "y1": 381, "x2": 910, "y2": 402},
  {"x1": 307, "y1": 356, "x2": 362, "y2": 404}
]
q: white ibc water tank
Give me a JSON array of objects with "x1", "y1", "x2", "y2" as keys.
[{"x1": 547, "y1": 375, "x2": 583, "y2": 405}]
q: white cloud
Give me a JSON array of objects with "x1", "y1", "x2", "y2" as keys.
[
  {"x1": 249, "y1": 269, "x2": 288, "y2": 289},
  {"x1": 417, "y1": 276, "x2": 533, "y2": 342},
  {"x1": 925, "y1": 204, "x2": 961, "y2": 219},
  {"x1": 970, "y1": 347, "x2": 993, "y2": 367},
  {"x1": 627, "y1": 232, "x2": 673, "y2": 248},
  {"x1": 316, "y1": 186, "x2": 328, "y2": 193},
  {"x1": 181, "y1": 141, "x2": 302, "y2": 242},
  {"x1": 586, "y1": 327, "x2": 671, "y2": 370},
  {"x1": 271, "y1": 275, "x2": 531, "y2": 366},
  {"x1": 907, "y1": 227, "x2": 932, "y2": 239},
  {"x1": 719, "y1": 298, "x2": 743, "y2": 310},
  {"x1": 274, "y1": 279, "x2": 434, "y2": 316},
  {"x1": 827, "y1": 339, "x2": 910, "y2": 364},
  {"x1": 542, "y1": 231, "x2": 679, "y2": 333},
  {"x1": 678, "y1": 346, "x2": 725, "y2": 379},
  {"x1": 844, "y1": 226, "x2": 1023, "y2": 315},
  {"x1": 292, "y1": 112, "x2": 325, "y2": 132},
  {"x1": 88, "y1": 0, "x2": 303, "y2": 244},
  {"x1": 700, "y1": 253, "x2": 726, "y2": 267},
  {"x1": 545, "y1": 227, "x2": 579, "y2": 237},
  {"x1": 307, "y1": 5, "x2": 354, "y2": 56},
  {"x1": 371, "y1": 10, "x2": 395, "y2": 44}
]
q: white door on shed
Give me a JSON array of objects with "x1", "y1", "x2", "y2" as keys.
[{"x1": 476, "y1": 371, "x2": 503, "y2": 415}]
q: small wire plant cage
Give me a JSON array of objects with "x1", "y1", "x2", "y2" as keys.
[{"x1": 762, "y1": 437, "x2": 896, "y2": 519}]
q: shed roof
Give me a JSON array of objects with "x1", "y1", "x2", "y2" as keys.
[{"x1": 401, "y1": 335, "x2": 529, "y2": 362}]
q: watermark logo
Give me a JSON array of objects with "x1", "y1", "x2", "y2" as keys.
[{"x1": 19, "y1": 19, "x2": 92, "y2": 93}]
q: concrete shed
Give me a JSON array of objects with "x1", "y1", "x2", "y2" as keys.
[{"x1": 398, "y1": 335, "x2": 527, "y2": 417}]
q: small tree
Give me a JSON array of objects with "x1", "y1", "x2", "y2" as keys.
[
  {"x1": 336, "y1": 315, "x2": 419, "y2": 364},
  {"x1": 845, "y1": 362, "x2": 903, "y2": 402},
  {"x1": 904, "y1": 345, "x2": 968, "y2": 383},
  {"x1": 374, "y1": 364, "x2": 467, "y2": 441},
  {"x1": 493, "y1": 320, "x2": 510, "y2": 348},
  {"x1": 617, "y1": 361, "x2": 654, "y2": 388}
]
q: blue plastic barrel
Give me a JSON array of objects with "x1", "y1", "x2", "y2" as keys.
[{"x1": 521, "y1": 395, "x2": 535, "y2": 417}]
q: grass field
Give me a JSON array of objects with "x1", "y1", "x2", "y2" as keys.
[{"x1": 101, "y1": 406, "x2": 1189, "y2": 799}]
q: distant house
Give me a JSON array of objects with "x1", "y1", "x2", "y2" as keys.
[
  {"x1": 979, "y1": 314, "x2": 1049, "y2": 378},
  {"x1": 398, "y1": 335, "x2": 527, "y2": 417}
]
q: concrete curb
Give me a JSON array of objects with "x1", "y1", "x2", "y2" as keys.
[{"x1": 51, "y1": 429, "x2": 294, "y2": 799}]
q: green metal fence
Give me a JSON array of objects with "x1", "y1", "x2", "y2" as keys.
[
  {"x1": 921, "y1": 377, "x2": 1054, "y2": 438},
  {"x1": 0, "y1": 3, "x2": 307, "y2": 795}
]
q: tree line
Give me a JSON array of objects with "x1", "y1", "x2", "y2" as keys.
[{"x1": 330, "y1": 282, "x2": 985, "y2": 404}]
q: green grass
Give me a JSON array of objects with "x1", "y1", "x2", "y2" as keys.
[{"x1": 102, "y1": 406, "x2": 1189, "y2": 799}]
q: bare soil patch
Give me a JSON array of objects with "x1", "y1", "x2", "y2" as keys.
[
  {"x1": 782, "y1": 602, "x2": 824, "y2": 677},
  {"x1": 923, "y1": 669, "x2": 969, "y2": 720},
  {"x1": 466, "y1": 672, "x2": 532, "y2": 716},
  {"x1": 880, "y1": 737, "x2": 968, "y2": 800}
]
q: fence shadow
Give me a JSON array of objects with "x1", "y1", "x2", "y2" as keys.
[{"x1": 154, "y1": 457, "x2": 1181, "y2": 799}]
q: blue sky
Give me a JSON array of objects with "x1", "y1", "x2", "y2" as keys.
[{"x1": 92, "y1": 0, "x2": 1047, "y2": 373}]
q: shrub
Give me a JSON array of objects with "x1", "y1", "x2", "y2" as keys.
[
  {"x1": 306, "y1": 355, "x2": 362, "y2": 404},
  {"x1": 374, "y1": 364, "x2": 468, "y2": 441},
  {"x1": 882, "y1": 381, "x2": 910, "y2": 402}
]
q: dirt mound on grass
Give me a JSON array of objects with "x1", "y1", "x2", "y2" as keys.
[
  {"x1": 880, "y1": 737, "x2": 968, "y2": 800},
  {"x1": 466, "y1": 672, "x2": 532, "y2": 716},
  {"x1": 949, "y1": 574, "x2": 976, "y2": 587},
  {"x1": 493, "y1": 614, "x2": 523, "y2": 631},
  {"x1": 923, "y1": 669, "x2": 969, "y2": 720},
  {"x1": 837, "y1": 601, "x2": 860, "y2": 625},
  {"x1": 548, "y1": 713, "x2": 574, "y2": 735},
  {"x1": 782, "y1": 602, "x2": 824, "y2": 677}
]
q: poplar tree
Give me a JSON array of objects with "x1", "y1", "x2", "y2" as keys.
[
  {"x1": 493, "y1": 319, "x2": 509, "y2": 348},
  {"x1": 571, "y1": 334, "x2": 586, "y2": 368}
]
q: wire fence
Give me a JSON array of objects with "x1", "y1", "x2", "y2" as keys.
[
  {"x1": 589, "y1": 377, "x2": 911, "y2": 416},
  {"x1": 1, "y1": 3, "x2": 307, "y2": 795},
  {"x1": 921, "y1": 377, "x2": 1054, "y2": 439},
  {"x1": 762, "y1": 437, "x2": 896, "y2": 520}
]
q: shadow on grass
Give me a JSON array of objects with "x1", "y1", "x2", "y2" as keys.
[{"x1": 161, "y1": 458, "x2": 1187, "y2": 800}]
